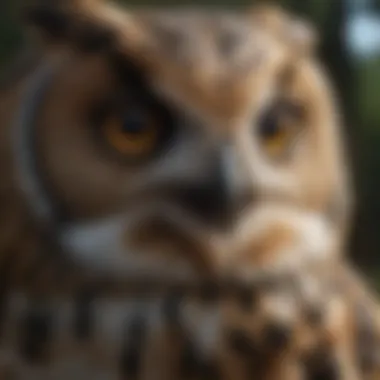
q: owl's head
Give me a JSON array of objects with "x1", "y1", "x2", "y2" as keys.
[{"x1": 11, "y1": 0, "x2": 352, "y2": 284}]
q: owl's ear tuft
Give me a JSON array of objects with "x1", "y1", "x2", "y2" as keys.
[
  {"x1": 249, "y1": 3, "x2": 318, "y2": 57},
  {"x1": 22, "y1": 1, "x2": 116, "y2": 52},
  {"x1": 23, "y1": 4, "x2": 71, "y2": 40},
  {"x1": 249, "y1": 3, "x2": 288, "y2": 31},
  {"x1": 286, "y1": 19, "x2": 318, "y2": 57}
]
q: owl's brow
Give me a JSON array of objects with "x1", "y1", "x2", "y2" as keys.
[
  {"x1": 104, "y1": 51, "x2": 178, "y2": 129},
  {"x1": 108, "y1": 52, "x2": 163, "y2": 110},
  {"x1": 24, "y1": 3, "x2": 119, "y2": 53},
  {"x1": 109, "y1": 51, "x2": 148, "y2": 91}
]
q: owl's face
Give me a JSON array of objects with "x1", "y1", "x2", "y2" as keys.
[{"x1": 19, "y1": 1, "x2": 351, "y2": 284}]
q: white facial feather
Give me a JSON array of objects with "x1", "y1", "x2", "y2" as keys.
[{"x1": 59, "y1": 215, "x2": 199, "y2": 282}]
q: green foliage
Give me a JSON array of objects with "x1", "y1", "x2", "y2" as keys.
[
  {"x1": 358, "y1": 58, "x2": 380, "y2": 126},
  {"x1": 0, "y1": 2, "x2": 23, "y2": 69}
]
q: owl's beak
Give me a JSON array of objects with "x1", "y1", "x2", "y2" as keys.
[{"x1": 173, "y1": 151, "x2": 255, "y2": 230}]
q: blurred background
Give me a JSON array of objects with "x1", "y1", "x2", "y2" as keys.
[{"x1": 1, "y1": 0, "x2": 380, "y2": 285}]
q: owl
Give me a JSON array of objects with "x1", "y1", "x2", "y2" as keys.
[{"x1": 0, "y1": 0, "x2": 379, "y2": 379}]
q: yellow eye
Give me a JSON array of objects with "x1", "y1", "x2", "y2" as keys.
[
  {"x1": 261, "y1": 120, "x2": 294, "y2": 157},
  {"x1": 258, "y1": 101, "x2": 304, "y2": 157},
  {"x1": 103, "y1": 110, "x2": 160, "y2": 157}
]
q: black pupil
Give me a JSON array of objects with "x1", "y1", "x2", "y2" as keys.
[
  {"x1": 259, "y1": 101, "x2": 301, "y2": 139},
  {"x1": 260, "y1": 109, "x2": 281, "y2": 139},
  {"x1": 122, "y1": 110, "x2": 148, "y2": 134}
]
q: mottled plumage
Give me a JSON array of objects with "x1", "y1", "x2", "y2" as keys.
[{"x1": 0, "y1": 1, "x2": 379, "y2": 379}]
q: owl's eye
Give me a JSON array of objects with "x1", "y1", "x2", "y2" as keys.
[
  {"x1": 103, "y1": 109, "x2": 159, "y2": 156},
  {"x1": 98, "y1": 102, "x2": 174, "y2": 160},
  {"x1": 258, "y1": 100, "x2": 305, "y2": 157}
]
